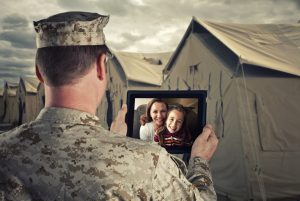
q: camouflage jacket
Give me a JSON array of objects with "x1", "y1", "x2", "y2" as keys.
[{"x1": 0, "y1": 107, "x2": 216, "y2": 201}]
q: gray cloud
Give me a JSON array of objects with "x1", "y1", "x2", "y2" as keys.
[
  {"x1": 107, "y1": 32, "x2": 146, "y2": 51},
  {"x1": 121, "y1": 32, "x2": 145, "y2": 42},
  {"x1": 0, "y1": 45, "x2": 35, "y2": 59},
  {"x1": 0, "y1": 14, "x2": 35, "y2": 49},
  {"x1": 0, "y1": 65, "x2": 34, "y2": 72},
  {"x1": 0, "y1": 67, "x2": 34, "y2": 85},
  {"x1": 0, "y1": 57, "x2": 34, "y2": 69},
  {"x1": 56, "y1": 0, "x2": 98, "y2": 11},
  {"x1": 0, "y1": 66, "x2": 34, "y2": 80},
  {"x1": 96, "y1": 0, "x2": 144, "y2": 16},
  {"x1": 2, "y1": 14, "x2": 29, "y2": 30},
  {"x1": 0, "y1": 0, "x2": 299, "y2": 80},
  {"x1": 0, "y1": 72, "x2": 29, "y2": 78},
  {"x1": 57, "y1": 0, "x2": 146, "y2": 17},
  {"x1": 0, "y1": 13, "x2": 35, "y2": 82},
  {"x1": 0, "y1": 31, "x2": 35, "y2": 49},
  {"x1": 139, "y1": 0, "x2": 299, "y2": 24},
  {"x1": 292, "y1": 0, "x2": 300, "y2": 9},
  {"x1": 274, "y1": 0, "x2": 300, "y2": 9},
  {"x1": 108, "y1": 40, "x2": 131, "y2": 51}
]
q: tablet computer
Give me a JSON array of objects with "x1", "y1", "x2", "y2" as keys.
[{"x1": 126, "y1": 90, "x2": 207, "y2": 154}]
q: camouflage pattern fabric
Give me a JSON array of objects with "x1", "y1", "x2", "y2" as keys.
[
  {"x1": 0, "y1": 107, "x2": 216, "y2": 201},
  {"x1": 33, "y1": 12, "x2": 109, "y2": 48}
]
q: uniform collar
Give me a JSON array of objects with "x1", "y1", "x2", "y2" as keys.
[{"x1": 36, "y1": 107, "x2": 101, "y2": 126}]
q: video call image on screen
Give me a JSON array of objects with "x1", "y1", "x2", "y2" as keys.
[{"x1": 133, "y1": 98, "x2": 199, "y2": 147}]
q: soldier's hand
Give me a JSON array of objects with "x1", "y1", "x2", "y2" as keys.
[
  {"x1": 191, "y1": 124, "x2": 218, "y2": 161},
  {"x1": 110, "y1": 104, "x2": 127, "y2": 136}
]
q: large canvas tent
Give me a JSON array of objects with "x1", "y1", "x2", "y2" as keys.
[
  {"x1": 0, "y1": 80, "x2": 4, "y2": 122},
  {"x1": 2, "y1": 81, "x2": 19, "y2": 126},
  {"x1": 36, "y1": 83, "x2": 45, "y2": 113},
  {"x1": 98, "y1": 51, "x2": 172, "y2": 128},
  {"x1": 17, "y1": 76, "x2": 40, "y2": 124},
  {"x1": 162, "y1": 18, "x2": 300, "y2": 200}
]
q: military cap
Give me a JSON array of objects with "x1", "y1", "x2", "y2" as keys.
[{"x1": 33, "y1": 11, "x2": 109, "y2": 48}]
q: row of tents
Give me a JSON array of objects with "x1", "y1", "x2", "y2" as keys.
[
  {"x1": 1, "y1": 18, "x2": 300, "y2": 200},
  {"x1": 0, "y1": 77, "x2": 43, "y2": 128}
]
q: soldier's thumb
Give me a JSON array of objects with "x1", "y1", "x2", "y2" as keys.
[{"x1": 201, "y1": 126, "x2": 212, "y2": 141}]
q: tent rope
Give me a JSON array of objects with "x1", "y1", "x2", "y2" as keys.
[{"x1": 238, "y1": 56, "x2": 267, "y2": 201}]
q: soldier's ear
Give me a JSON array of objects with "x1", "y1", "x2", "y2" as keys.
[
  {"x1": 96, "y1": 53, "x2": 106, "y2": 81},
  {"x1": 35, "y1": 65, "x2": 44, "y2": 83}
]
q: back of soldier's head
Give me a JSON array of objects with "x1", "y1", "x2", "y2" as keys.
[{"x1": 34, "y1": 11, "x2": 110, "y2": 87}]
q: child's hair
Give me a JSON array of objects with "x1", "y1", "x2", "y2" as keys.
[{"x1": 156, "y1": 104, "x2": 192, "y2": 146}]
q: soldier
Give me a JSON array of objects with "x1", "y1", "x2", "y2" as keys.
[{"x1": 0, "y1": 11, "x2": 218, "y2": 200}]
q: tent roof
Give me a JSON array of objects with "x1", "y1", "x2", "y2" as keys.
[
  {"x1": 166, "y1": 18, "x2": 300, "y2": 76},
  {"x1": 113, "y1": 51, "x2": 172, "y2": 86},
  {"x1": 5, "y1": 81, "x2": 18, "y2": 96},
  {"x1": 20, "y1": 76, "x2": 40, "y2": 94}
]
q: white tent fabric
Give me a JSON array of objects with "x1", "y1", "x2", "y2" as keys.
[
  {"x1": 162, "y1": 18, "x2": 300, "y2": 200},
  {"x1": 17, "y1": 76, "x2": 40, "y2": 124},
  {"x1": 20, "y1": 76, "x2": 40, "y2": 94},
  {"x1": 2, "y1": 82, "x2": 19, "y2": 125},
  {"x1": 36, "y1": 83, "x2": 45, "y2": 113},
  {"x1": 0, "y1": 81, "x2": 4, "y2": 96},
  {"x1": 0, "y1": 81, "x2": 4, "y2": 121},
  {"x1": 114, "y1": 52, "x2": 172, "y2": 86},
  {"x1": 196, "y1": 18, "x2": 300, "y2": 76}
]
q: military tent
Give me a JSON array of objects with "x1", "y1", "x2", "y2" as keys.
[
  {"x1": 0, "y1": 80, "x2": 4, "y2": 122},
  {"x1": 161, "y1": 18, "x2": 300, "y2": 200},
  {"x1": 37, "y1": 82, "x2": 45, "y2": 112},
  {"x1": 2, "y1": 81, "x2": 19, "y2": 126},
  {"x1": 17, "y1": 76, "x2": 40, "y2": 124},
  {"x1": 98, "y1": 51, "x2": 172, "y2": 128}
]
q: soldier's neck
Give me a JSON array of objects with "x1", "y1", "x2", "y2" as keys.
[{"x1": 44, "y1": 84, "x2": 98, "y2": 115}]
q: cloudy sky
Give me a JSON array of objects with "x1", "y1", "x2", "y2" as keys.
[{"x1": 0, "y1": 0, "x2": 299, "y2": 84}]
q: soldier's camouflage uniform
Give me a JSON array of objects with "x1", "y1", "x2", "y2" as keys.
[
  {"x1": 0, "y1": 107, "x2": 216, "y2": 200},
  {"x1": 0, "y1": 11, "x2": 217, "y2": 201}
]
